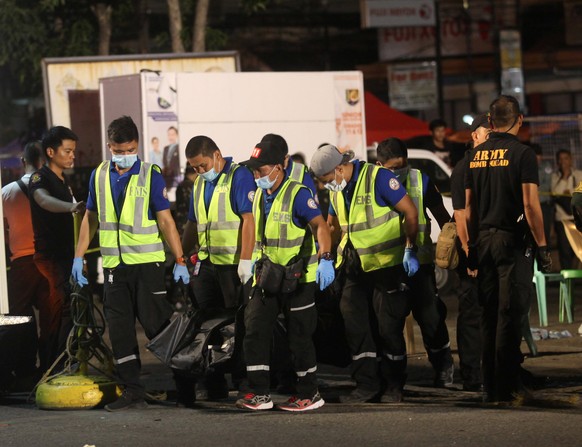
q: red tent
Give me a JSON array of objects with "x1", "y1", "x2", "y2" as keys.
[{"x1": 364, "y1": 92, "x2": 429, "y2": 145}]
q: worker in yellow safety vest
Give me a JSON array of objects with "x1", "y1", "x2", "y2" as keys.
[
  {"x1": 72, "y1": 116, "x2": 189, "y2": 412},
  {"x1": 310, "y1": 144, "x2": 419, "y2": 404}
]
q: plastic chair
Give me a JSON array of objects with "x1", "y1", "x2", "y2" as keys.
[
  {"x1": 559, "y1": 269, "x2": 582, "y2": 323},
  {"x1": 532, "y1": 263, "x2": 563, "y2": 327}
]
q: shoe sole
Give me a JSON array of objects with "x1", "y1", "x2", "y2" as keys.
[
  {"x1": 105, "y1": 401, "x2": 148, "y2": 412},
  {"x1": 277, "y1": 399, "x2": 325, "y2": 412},
  {"x1": 235, "y1": 401, "x2": 274, "y2": 410}
]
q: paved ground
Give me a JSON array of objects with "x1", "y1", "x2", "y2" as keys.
[{"x1": 1, "y1": 282, "x2": 582, "y2": 446}]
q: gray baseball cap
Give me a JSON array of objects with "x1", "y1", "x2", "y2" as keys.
[{"x1": 310, "y1": 144, "x2": 346, "y2": 177}]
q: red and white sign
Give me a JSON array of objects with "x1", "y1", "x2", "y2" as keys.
[
  {"x1": 361, "y1": 0, "x2": 436, "y2": 28},
  {"x1": 378, "y1": 1, "x2": 494, "y2": 60}
]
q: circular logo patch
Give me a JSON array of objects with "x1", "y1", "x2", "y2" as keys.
[
  {"x1": 31, "y1": 173, "x2": 41, "y2": 184},
  {"x1": 162, "y1": 187, "x2": 168, "y2": 199},
  {"x1": 307, "y1": 198, "x2": 318, "y2": 209},
  {"x1": 389, "y1": 178, "x2": 400, "y2": 190},
  {"x1": 248, "y1": 190, "x2": 255, "y2": 203}
]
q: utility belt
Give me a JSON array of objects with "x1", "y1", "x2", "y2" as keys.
[{"x1": 255, "y1": 255, "x2": 305, "y2": 294}]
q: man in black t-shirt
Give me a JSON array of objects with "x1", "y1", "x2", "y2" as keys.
[
  {"x1": 464, "y1": 96, "x2": 551, "y2": 403},
  {"x1": 449, "y1": 114, "x2": 489, "y2": 391},
  {"x1": 29, "y1": 126, "x2": 85, "y2": 372}
]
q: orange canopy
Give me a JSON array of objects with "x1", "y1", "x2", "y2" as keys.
[{"x1": 364, "y1": 92, "x2": 430, "y2": 146}]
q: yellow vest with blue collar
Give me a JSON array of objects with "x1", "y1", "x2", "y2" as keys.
[
  {"x1": 192, "y1": 162, "x2": 242, "y2": 265},
  {"x1": 95, "y1": 161, "x2": 165, "y2": 268},
  {"x1": 252, "y1": 179, "x2": 317, "y2": 284},
  {"x1": 405, "y1": 168, "x2": 432, "y2": 265},
  {"x1": 330, "y1": 163, "x2": 404, "y2": 272}
]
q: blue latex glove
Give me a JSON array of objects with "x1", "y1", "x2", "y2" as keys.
[
  {"x1": 173, "y1": 263, "x2": 190, "y2": 284},
  {"x1": 403, "y1": 248, "x2": 419, "y2": 277},
  {"x1": 315, "y1": 259, "x2": 335, "y2": 291},
  {"x1": 71, "y1": 257, "x2": 88, "y2": 286}
]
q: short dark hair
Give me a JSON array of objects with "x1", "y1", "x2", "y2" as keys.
[
  {"x1": 185, "y1": 135, "x2": 219, "y2": 158},
  {"x1": 168, "y1": 126, "x2": 178, "y2": 134},
  {"x1": 489, "y1": 95, "x2": 521, "y2": 129},
  {"x1": 108, "y1": 116, "x2": 139, "y2": 144},
  {"x1": 23, "y1": 140, "x2": 44, "y2": 168},
  {"x1": 429, "y1": 118, "x2": 447, "y2": 132},
  {"x1": 376, "y1": 137, "x2": 408, "y2": 163},
  {"x1": 42, "y1": 126, "x2": 78, "y2": 158},
  {"x1": 556, "y1": 148, "x2": 571, "y2": 163},
  {"x1": 530, "y1": 143, "x2": 542, "y2": 156}
]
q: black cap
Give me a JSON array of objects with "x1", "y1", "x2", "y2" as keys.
[
  {"x1": 241, "y1": 135, "x2": 287, "y2": 169},
  {"x1": 470, "y1": 113, "x2": 490, "y2": 132}
]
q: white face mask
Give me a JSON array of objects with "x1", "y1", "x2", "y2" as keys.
[
  {"x1": 200, "y1": 154, "x2": 220, "y2": 182},
  {"x1": 324, "y1": 171, "x2": 346, "y2": 192},
  {"x1": 255, "y1": 166, "x2": 278, "y2": 190}
]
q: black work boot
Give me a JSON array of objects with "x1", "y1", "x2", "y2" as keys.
[
  {"x1": 339, "y1": 386, "x2": 380, "y2": 404},
  {"x1": 381, "y1": 374, "x2": 407, "y2": 403},
  {"x1": 105, "y1": 390, "x2": 147, "y2": 412},
  {"x1": 174, "y1": 375, "x2": 196, "y2": 408}
]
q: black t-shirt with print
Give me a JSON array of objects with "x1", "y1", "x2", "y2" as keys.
[
  {"x1": 29, "y1": 165, "x2": 75, "y2": 259},
  {"x1": 464, "y1": 132, "x2": 538, "y2": 233}
]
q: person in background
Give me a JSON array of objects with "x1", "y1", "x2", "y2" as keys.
[
  {"x1": 181, "y1": 135, "x2": 256, "y2": 403},
  {"x1": 162, "y1": 126, "x2": 181, "y2": 190},
  {"x1": 149, "y1": 136, "x2": 163, "y2": 167},
  {"x1": 174, "y1": 164, "x2": 197, "y2": 238},
  {"x1": 72, "y1": 115, "x2": 189, "y2": 412},
  {"x1": 236, "y1": 137, "x2": 334, "y2": 411},
  {"x1": 29, "y1": 126, "x2": 85, "y2": 373},
  {"x1": 551, "y1": 149, "x2": 582, "y2": 269},
  {"x1": 376, "y1": 137, "x2": 455, "y2": 391},
  {"x1": 0, "y1": 141, "x2": 48, "y2": 390},
  {"x1": 408, "y1": 119, "x2": 456, "y2": 167},
  {"x1": 310, "y1": 144, "x2": 419, "y2": 404},
  {"x1": 465, "y1": 95, "x2": 551, "y2": 403},
  {"x1": 531, "y1": 143, "x2": 554, "y2": 250}
]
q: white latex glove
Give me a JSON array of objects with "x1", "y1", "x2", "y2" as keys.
[{"x1": 238, "y1": 259, "x2": 255, "y2": 284}]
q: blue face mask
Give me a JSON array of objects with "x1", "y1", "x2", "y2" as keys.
[
  {"x1": 392, "y1": 167, "x2": 409, "y2": 184},
  {"x1": 199, "y1": 154, "x2": 220, "y2": 182},
  {"x1": 255, "y1": 166, "x2": 278, "y2": 190},
  {"x1": 112, "y1": 154, "x2": 138, "y2": 169}
]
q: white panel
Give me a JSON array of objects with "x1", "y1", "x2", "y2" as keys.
[{"x1": 177, "y1": 73, "x2": 335, "y2": 124}]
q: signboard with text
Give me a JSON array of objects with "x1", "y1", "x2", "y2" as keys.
[
  {"x1": 388, "y1": 62, "x2": 437, "y2": 110},
  {"x1": 361, "y1": 0, "x2": 435, "y2": 28},
  {"x1": 378, "y1": 0, "x2": 494, "y2": 60}
]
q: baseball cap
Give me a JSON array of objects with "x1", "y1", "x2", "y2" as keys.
[
  {"x1": 470, "y1": 113, "x2": 490, "y2": 132},
  {"x1": 241, "y1": 135, "x2": 287, "y2": 169},
  {"x1": 310, "y1": 144, "x2": 345, "y2": 177}
]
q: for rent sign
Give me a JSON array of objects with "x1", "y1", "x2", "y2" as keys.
[
  {"x1": 361, "y1": 0, "x2": 436, "y2": 28},
  {"x1": 388, "y1": 62, "x2": 437, "y2": 110}
]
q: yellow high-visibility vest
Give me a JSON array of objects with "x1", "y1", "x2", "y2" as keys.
[
  {"x1": 192, "y1": 162, "x2": 243, "y2": 265},
  {"x1": 253, "y1": 179, "x2": 317, "y2": 283},
  {"x1": 405, "y1": 168, "x2": 433, "y2": 265},
  {"x1": 330, "y1": 163, "x2": 404, "y2": 272},
  {"x1": 95, "y1": 161, "x2": 165, "y2": 268}
]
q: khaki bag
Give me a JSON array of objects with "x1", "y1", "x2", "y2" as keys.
[{"x1": 435, "y1": 222, "x2": 459, "y2": 270}]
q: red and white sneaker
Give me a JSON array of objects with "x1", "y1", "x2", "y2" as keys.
[
  {"x1": 235, "y1": 393, "x2": 273, "y2": 410},
  {"x1": 277, "y1": 392, "x2": 325, "y2": 412}
]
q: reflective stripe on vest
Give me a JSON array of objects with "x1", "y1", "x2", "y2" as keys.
[
  {"x1": 96, "y1": 161, "x2": 165, "y2": 268},
  {"x1": 405, "y1": 168, "x2": 433, "y2": 264},
  {"x1": 192, "y1": 163, "x2": 242, "y2": 265},
  {"x1": 253, "y1": 179, "x2": 317, "y2": 284},
  {"x1": 330, "y1": 163, "x2": 404, "y2": 272},
  {"x1": 289, "y1": 161, "x2": 306, "y2": 184}
]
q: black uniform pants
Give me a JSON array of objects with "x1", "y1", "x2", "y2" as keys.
[
  {"x1": 340, "y1": 264, "x2": 408, "y2": 391},
  {"x1": 0, "y1": 255, "x2": 48, "y2": 378},
  {"x1": 244, "y1": 282, "x2": 318, "y2": 398},
  {"x1": 33, "y1": 253, "x2": 73, "y2": 373},
  {"x1": 407, "y1": 264, "x2": 453, "y2": 373},
  {"x1": 103, "y1": 262, "x2": 173, "y2": 396},
  {"x1": 477, "y1": 229, "x2": 532, "y2": 401},
  {"x1": 455, "y1": 266, "x2": 482, "y2": 385}
]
